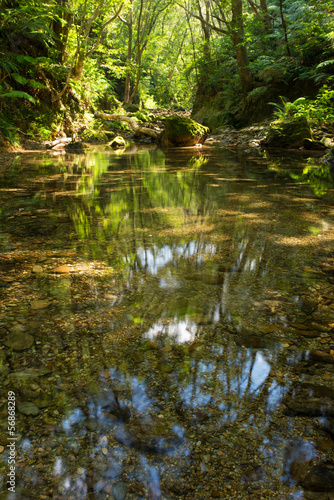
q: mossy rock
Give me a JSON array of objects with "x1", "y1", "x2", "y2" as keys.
[
  {"x1": 65, "y1": 141, "x2": 85, "y2": 153},
  {"x1": 162, "y1": 116, "x2": 209, "y2": 147},
  {"x1": 108, "y1": 136, "x2": 126, "y2": 149},
  {"x1": 303, "y1": 138, "x2": 327, "y2": 150},
  {"x1": 124, "y1": 104, "x2": 140, "y2": 113},
  {"x1": 262, "y1": 116, "x2": 311, "y2": 148}
]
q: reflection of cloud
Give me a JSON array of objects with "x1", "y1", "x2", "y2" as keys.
[
  {"x1": 249, "y1": 352, "x2": 271, "y2": 393},
  {"x1": 145, "y1": 318, "x2": 197, "y2": 343},
  {"x1": 137, "y1": 242, "x2": 217, "y2": 274}
]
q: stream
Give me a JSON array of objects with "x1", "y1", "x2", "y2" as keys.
[{"x1": 0, "y1": 143, "x2": 334, "y2": 500}]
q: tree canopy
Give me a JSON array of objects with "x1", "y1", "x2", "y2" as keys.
[{"x1": 0, "y1": 0, "x2": 333, "y2": 142}]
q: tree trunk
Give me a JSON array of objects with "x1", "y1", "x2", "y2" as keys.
[
  {"x1": 259, "y1": 0, "x2": 272, "y2": 34},
  {"x1": 52, "y1": 0, "x2": 72, "y2": 63},
  {"x1": 279, "y1": 0, "x2": 291, "y2": 56},
  {"x1": 230, "y1": 0, "x2": 252, "y2": 101},
  {"x1": 124, "y1": 0, "x2": 133, "y2": 103}
]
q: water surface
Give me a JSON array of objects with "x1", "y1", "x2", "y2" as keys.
[{"x1": 0, "y1": 144, "x2": 334, "y2": 499}]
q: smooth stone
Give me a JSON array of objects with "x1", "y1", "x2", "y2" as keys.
[
  {"x1": 32, "y1": 265, "x2": 43, "y2": 273},
  {"x1": 284, "y1": 397, "x2": 334, "y2": 417},
  {"x1": 310, "y1": 350, "x2": 334, "y2": 364},
  {"x1": 10, "y1": 323, "x2": 29, "y2": 334},
  {"x1": 112, "y1": 482, "x2": 128, "y2": 500},
  {"x1": 302, "y1": 464, "x2": 334, "y2": 491},
  {"x1": 4, "y1": 332, "x2": 34, "y2": 351},
  {"x1": 18, "y1": 402, "x2": 39, "y2": 416},
  {"x1": 51, "y1": 265, "x2": 71, "y2": 274},
  {"x1": 8, "y1": 368, "x2": 52, "y2": 380},
  {"x1": 296, "y1": 330, "x2": 319, "y2": 338},
  {"x1": 31, "y1": 299, "x2": 50, "y2": 310}
]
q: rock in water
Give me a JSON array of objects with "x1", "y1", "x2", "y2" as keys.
[
  {"x1": 261, "y1": 115, "x2": 311, "y2": 148},
  {"x1": 302, "y1": 464, "x2": 334, "y2": 491},
  {"x1": 108, "y1": 136, "x2": 126, "y2": 149},
  {"x1": 18, "y1": 402, "x2": 39, "y2": 416},
  {"x1": 162, "y1": 116, "x2": 209, "y2": 147},
  {"x1": 4, "y1": 332, "x2": 34, "y2": 351}
]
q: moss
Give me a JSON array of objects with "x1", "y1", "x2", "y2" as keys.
[
  {"x1": 163, "y1": 116, "x2": 209, "y2": 146},
  {"x1": 263, "y1": 115, "x2": 311, "y2": 148}
]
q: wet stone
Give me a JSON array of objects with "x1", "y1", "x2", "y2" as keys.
[
  {"x1": 284, "y1": 397, "x2": 334, "y2": 417},
  {"x1": 4, "y1": 332, "x2": 34, "y2": 351},
  {"x1": 51, "y1": 265, "x2": 71, "y2": 274},
  {"x1": 309, "y1": 350, "x2": 334, "y2": 364},
  {"x1": 9, "y1": 323, "x2": 29, "y2": 334},
  {"x1": 302, "y1": 464, "x2": 334, "y2": 491},
  {"x1": 8, "y1": 368, "x2": 52, "y2": 380},
  {"x1": 30, "y1": 299, "x2": 51, "y2": 310},
  {"x1": 18, "y1": 402, "x2": 39, "y2": 416},
  {"x1": 32, "y1": 265, "x2": 43, "y2": 273},
  {"x1": 300, "y1": 298, "x2": 318, "y2": 315}
]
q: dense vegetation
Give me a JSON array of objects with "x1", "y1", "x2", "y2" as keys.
[{"x1": 0, "y1": 0, "x2": 333, "y2": 145}]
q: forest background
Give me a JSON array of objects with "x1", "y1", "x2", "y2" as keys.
[{"x1": 0, "y1": 0, "x2": 333, "y2": 146}]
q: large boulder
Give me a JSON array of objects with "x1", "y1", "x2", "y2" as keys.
[
  {"x1": 162, "y1": 116, "x2": 209, "y2": 147},
  {"x1": 262, "y1": 115, "x2": 311, "y2": 148}
]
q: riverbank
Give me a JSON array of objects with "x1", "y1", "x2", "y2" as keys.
[{"x1": 1, "y1": 116, "x2": 333, "y2": 175}]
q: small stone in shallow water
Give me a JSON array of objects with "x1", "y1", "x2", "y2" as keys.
[
  {"x1": 4, "y1": 332, "x2": 34, "y2": 351},
  {"x1": 18, "y1": 402, "x2": 39, "y2": 416},
  {"x1": 302, "y1": 464, "x2": 334, "y2": 491},
  {"x1": 10, "y1": 323, "x2": 29, "y2": 334},
  {"x1": 51, "y1": 265, "x2": 71, "y2": 274},
  {"x1": 32, "y1": 265, "x2": 43, "y2": 273},
  {"x1": 112, "y1": 482, "x2": 128, "y2": 500},
  {"x1": 31, "y1": 299, "x2": 50, "y2": 310}
]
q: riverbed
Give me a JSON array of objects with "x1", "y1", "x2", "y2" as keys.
[{"x1": 0, "y1": 143, "x2": 334, "y2": 499}]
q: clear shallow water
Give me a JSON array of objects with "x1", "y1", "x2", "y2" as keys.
[{"x1": 0, "y1": 144, "x2": 334, "y2": 499}]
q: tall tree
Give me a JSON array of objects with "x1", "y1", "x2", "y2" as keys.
[
  {"x1": 177, "y1": 0, "x2": 253, "y2": 101},
  {"x1": 119, "y1": 0, "x2": 171, "y2": 104}
]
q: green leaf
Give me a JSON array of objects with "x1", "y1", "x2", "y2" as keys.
[
  {"x1": 1, "y1": 91, "x2": 36, "y2": 103},
  {"x1": 11, "y1": 73, "x2": 28, "y2": 85},
  {"x1": 15, "y1": 55, "x2": 37, "y2": 65},
  {"x1": 28, "y1": 80, "x2": 46, "y2": 89}
]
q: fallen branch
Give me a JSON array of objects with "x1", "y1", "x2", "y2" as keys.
[
  {"x1": 45, "y1": 137, "x2": 72, "y2": 149},
  {"x1": 94, "y1": 112, "x2": 162, "y2": 141}
]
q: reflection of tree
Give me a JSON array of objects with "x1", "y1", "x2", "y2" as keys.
[
  {"x1": 267, "y1": 154, "x2": 333, "y2": 197},
  {"x1": 35, "y1": 327, "x2": 289, "y2": 497}
]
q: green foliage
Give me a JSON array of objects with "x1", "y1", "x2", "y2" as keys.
[{"x1": 269, "y1": 86, "x2": 334, "y2": 129}]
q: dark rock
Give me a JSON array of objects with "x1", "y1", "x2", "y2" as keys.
[
  {"x1": 65, "y1": 141, "x2": 85, "y2": 153},
  {"x1": 303, "y1": 138, "x2": 327, "y2": 150},
  {"x1": 302, "y1": 464, "x2": 334, "y2": 491},
  {"x1": 162, "y1": 116, "x2": 209, "y2": 147},
  {"x1": 309, "y1": 350, "x2": 334, "y2": 364},
  {"x1": 299, "y1": 297, "x2": 318, "y2": 315},
  {"x1": 295, "y1": 383, "x2": 334, "y2": 400},
  {"x1": 283, "y1": 439, "x2": 315, "y2": 484},
  {"x1": 313, "y1": 417, "x2": 334, "y2": 437},
  {"x1": 284, "y1": 397, "x2": 334, "y2": 417},
  {"x1": 124, "y1": 104, "x2": 140, "y2": 112},
  {"x1": 234, "y1": 334, "x2": 276, "y2": 349},
  {"x1": 261, "y1": 115, "x2": 311, "y2": 148}
]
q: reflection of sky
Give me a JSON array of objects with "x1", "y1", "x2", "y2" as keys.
[
  {"x1": 249, "y1": 352, "x2": 271, "y2": 393},
  {"x1": 136, "y1": 242, "x2": 217, "y2": 274},
  {"x1": 144, "y1": 318, "x2": 197, "y2": 343}
]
